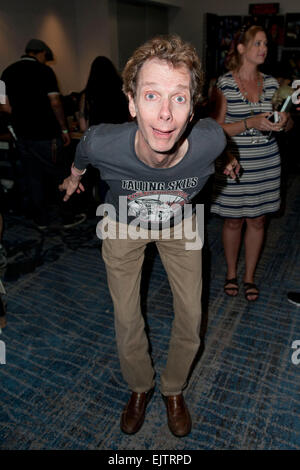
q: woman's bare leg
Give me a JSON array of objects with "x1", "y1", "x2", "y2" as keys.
[
  {"x1": 243, "y1": 215, "x2": 266, "y2": 300},
  {"x1": 222, "y1": 217, "x2": 244, "y2": 295}
]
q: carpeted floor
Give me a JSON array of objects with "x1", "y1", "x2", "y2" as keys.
[{"x1": 0, "y1": 174, "x2": 300, "y2": 450}]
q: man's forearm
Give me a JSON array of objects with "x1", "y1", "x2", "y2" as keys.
[{"x1": 51, "y1": 100, "x2": 68, "y2": 131}]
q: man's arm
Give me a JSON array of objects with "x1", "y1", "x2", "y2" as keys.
[
  {"x1": 211, "y1": 87, "x2": 282, "y2": 136},
  {"x1": 210, "y1": 117, "x2": 240, "y2": 180},
  {"x1": 78, "y1": 92, "x2": 88, "y2": 132},
  {"x1": 59, "y1": 129, "x2": 92, "y2": 201},
  {"x1": 48, "y1": 93, "x2": 71, "y2": 146}
]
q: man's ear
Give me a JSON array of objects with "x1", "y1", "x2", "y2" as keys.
[{"x1": 128, "y1": 93, "x2": 137, "y2": 118}]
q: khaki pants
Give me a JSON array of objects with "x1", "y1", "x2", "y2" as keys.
[{"x1": 101, "y1": 216, "x2": 202, "y2": 396}]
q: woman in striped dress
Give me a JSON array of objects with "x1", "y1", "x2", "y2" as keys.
[{"x1": 211, "y1": 25, "x2": 292, "y2": 301}]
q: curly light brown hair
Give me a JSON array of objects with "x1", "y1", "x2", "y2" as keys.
[{"x1": 122, "y1": 34, "x2": 204, "y2": 108}]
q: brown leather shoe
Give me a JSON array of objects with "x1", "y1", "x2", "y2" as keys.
[
  {"x1": 120, "y1": 389, "x2": 154, "y2": 434},
  {"x1": 163, "y1": 393, "x2": 192, "y2": 437}
]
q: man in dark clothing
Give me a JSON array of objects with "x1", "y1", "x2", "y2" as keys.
[{"x1": 0, "y1": 39, "x2": 85, "y2": 228}]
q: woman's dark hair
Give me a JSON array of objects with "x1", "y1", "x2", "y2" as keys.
[{"x1": 84, "y1": 56, "x2": 128, "y2": 125}]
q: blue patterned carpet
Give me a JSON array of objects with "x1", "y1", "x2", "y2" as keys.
[{"x1": 0, "y1": 174, "x2": 300, "y2": 450}]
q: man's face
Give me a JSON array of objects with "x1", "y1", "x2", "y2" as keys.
[{"x1": 128, "y1": 58, "x2": 193, "y2": 160}]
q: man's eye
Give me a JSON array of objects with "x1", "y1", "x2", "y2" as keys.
[
  {"x1": 175, "y1": 96, "x2": 186, "y2": 103},
  {"x1": 145, "y1": 93, "x2": 156, "y2": 100}
]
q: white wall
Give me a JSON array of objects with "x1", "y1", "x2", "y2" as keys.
[
  {"x1": 0, "y1": 0, "x2": 173, "y2": 93},
  {"x1": 74, "y1": 0, "x2": 119, "y2": 92},
  {"x1": 0, "y1": 0, "x2": 119, "y2": 93},
  {"x1": 0, "y1": 0, "x2": 79, "y2": 94},
  {"x1": 1, "y1": 0, "x2": 300, "y2": 94}
]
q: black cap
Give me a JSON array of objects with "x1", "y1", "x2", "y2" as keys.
[{"x1": 25, "y1": 39, "x2": 54, "y2": 61}]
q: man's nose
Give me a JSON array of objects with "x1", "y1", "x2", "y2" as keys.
[{"x1": 159, "y1": 99, "x2": 172, "y2": 120}]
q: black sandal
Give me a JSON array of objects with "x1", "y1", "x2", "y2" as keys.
[
  {"x1": 244, "y1": 282, "x2": 259, "y2": 302},
  {"x1": 224, "y1": 278, "x2": 239, "y2": 297}
]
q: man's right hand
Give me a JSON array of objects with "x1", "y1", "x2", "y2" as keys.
[{"x1": 59, "y1": 174, "x2": 85, "y2": 202}]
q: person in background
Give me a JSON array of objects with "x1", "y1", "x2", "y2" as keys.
[
  {"x1": 78, "y1": 56, "x2": 129, "y2": 203},
  {"x1": 210, "y1": 25, "x2": 292, "y2": 302},
  {"x1": 79, "y1": 56, "x2": 129, "y2": 131},
  {"x1": 0, "y1": 39, "x2": 85, "y2": 229}
]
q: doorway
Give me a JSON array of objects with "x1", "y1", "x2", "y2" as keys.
[{"x1": 117, "y1": 0, "x2": 169, "y2": 70}]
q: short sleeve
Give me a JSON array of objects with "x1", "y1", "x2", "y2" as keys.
[
  {"x1": 1, "y1": 69, "x2": 6, "y2": 83},
  {"x1": 267, "y1": 75, "x2": 279, "y2": 92},
  {"x1": 74, "y1": 126, "x2": 96, "y2": 170},
  {"x1": 1, "y1": 69, "x2": 9, "y2": 94},
  {"x1": 216, "y1": 75, "x2": 228, "y2": 94}
]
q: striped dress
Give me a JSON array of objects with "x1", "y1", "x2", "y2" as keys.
[{"x1": 210, "y1": 71, "x2": 281, "y2": 218}]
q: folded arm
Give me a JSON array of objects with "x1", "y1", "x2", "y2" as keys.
[{"x1": 211, "y1": 88, "x2": 284, "y2": 136}]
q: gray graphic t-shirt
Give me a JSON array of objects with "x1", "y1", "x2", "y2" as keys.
[{"x1": 74, "y1": 119, "x2": 226, "y2": 228}]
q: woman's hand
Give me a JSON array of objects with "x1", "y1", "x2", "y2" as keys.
[
  {"x1": 246, "y1": 113, "x2": 282, "y2": 132},
  {"x1": 278, "y1": 112, "x2": 294, "y2": 132}
]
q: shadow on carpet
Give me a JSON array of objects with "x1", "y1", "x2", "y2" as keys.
[{"x1": 0, "y1": 176, "x2": 300, "y2": 450}]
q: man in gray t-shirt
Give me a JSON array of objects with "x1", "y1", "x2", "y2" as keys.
[
  {"x1": 59, "y1": 35, "x2": 238, "y2": 437},
  {"x1": 73, "y1": 118, "x2": 225, "y2": 230}
]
